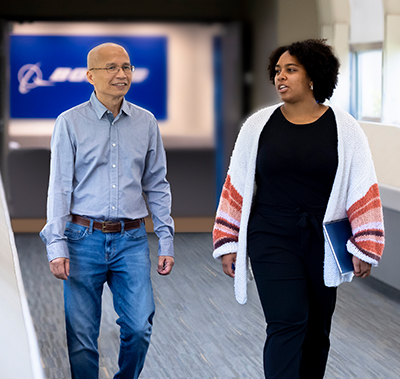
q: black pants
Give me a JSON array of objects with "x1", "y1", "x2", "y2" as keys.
[{"x1": 248, "y1": 205, "x2": 337, "y2": 379}]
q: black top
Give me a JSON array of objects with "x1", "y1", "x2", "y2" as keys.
[{"x1": 254, "y1": 107, "x2": 338, "y2": 213}]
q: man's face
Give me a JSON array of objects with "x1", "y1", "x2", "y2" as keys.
[{"x1": 87, "y1": 45, "x2": 132, "y2": 102}]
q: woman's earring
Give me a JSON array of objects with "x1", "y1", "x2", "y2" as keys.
[{"x1": 310, "y1": 84, "x2": 314, "y2": 90}]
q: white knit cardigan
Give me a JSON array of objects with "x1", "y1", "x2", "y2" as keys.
[{"x1": 213, "y1": 104, "x2": 384, "y2": 305}]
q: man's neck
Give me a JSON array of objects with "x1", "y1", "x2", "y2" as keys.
[{"x1": 96, "y1": 93, "x2": 124, "y2": 118}]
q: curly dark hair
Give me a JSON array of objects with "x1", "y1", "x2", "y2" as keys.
[{"x1": 268, "y1": 39, "x2": 340, "y2": 103}]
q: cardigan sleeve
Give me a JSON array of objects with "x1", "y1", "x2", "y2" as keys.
[
  {"x1": 212, "y1": 111, "x2": 258, "y2": 259},
  {"x1": 344, "y1": 119, "x2": 384, "y2": 266},
  {"x1": 213, "y1": 174, "x2": 243, "y2": 258},
  {"x1": 346, "y1": 182, "x2": 384, "y2": 265},
  {"x1": 212, "y1": 124, "x2": 249, "y2": 259}
]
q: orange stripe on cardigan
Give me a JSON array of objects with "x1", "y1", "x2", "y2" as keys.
[
  {"x1": 348, "y1": 237, "x2": 383, "y2": 262},
  {"x1": 217, "y1": 197, "x2": 242, "y2": 224},
  {"x1": 215, "y1": 218, "x2": 240, "y2": 234},
  {"x1": 347, "y1": 183, "x2": 381, "y2": 222},
  {"x1": 347, "y1": 183, "x2": 384, "y2": 262},
  {"x1": 214, "y1": 238, "x2": 238, "y2": 250},
  {"x1": 213, "y1": 225, "x2": 239, "y2": 249},
  {"x1": 350, "y1": 208, "x2": 384, "y2": 230},
  {"x1": 213, "y1": 175, "x2": 243, "y2": 251},
  {"x1": 220, "y1": 175, "x2": 243, "y2": 212}
]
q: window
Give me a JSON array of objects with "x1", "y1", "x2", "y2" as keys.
[{"x1": 351, "y1": 44, "x2": 383, "y2": 122}]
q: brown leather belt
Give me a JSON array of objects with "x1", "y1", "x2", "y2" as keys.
[{"x1": 71, "y1": 214, "x2": 144, "y2": 233}]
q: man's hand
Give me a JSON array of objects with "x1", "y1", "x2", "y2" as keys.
[
  {"x1": 221, "y1": 253, "x2": 236, "y2": 278},
  {"x1": 353, "y1": 256, "x2": 372, "y2": 279},
  {"x1": 49, "y1": 257, "x2": 70, "y2": 280},
  {"x1": 157, "y1": 256, "x2": 174, "y2": 275}
]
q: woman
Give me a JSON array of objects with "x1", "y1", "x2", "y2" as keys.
[{"x1": 213, "y1": 39, "x2": 384, "y2": 378}]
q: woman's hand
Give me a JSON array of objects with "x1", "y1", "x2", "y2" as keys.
[
  {"x1": 221, "y1": 253, "x2": 237, "y2": 278},
  {"x1": 352, "y1": 256, "x2": 372, "y2": 278}
]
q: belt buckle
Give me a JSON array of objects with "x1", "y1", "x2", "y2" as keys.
[{"x1": 102, "y1": 221, "x2": 114, "y2": 233}]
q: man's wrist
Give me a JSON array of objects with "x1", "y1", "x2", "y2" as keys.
[
  {"x1": 46, "y1": 241, "x2": 70, "y2": 262},
  {"x1": 158, "y1": 238, "x2": 174, "y2": 257}
]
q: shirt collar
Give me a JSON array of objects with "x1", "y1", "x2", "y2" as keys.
[{"x1": 90, "y1": 91, "x2": 131, "y2": 120}]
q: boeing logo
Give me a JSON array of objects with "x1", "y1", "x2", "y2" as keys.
[{"x1": 18, "y1": 63, "x2": 150, "y2": 94}]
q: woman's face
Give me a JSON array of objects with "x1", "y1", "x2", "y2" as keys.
[{"x1": 274, "y1": 51, "x2": 313, "y2": 104}]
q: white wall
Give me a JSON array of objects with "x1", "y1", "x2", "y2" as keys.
[
  {"x1": 382, "y1": 14, "x2": 400, "y2": 126},
  {"x1": 349, "y1": 0, "x2": 384, "y2": 44},
  {"x1": 360, "y1": 122, "x2": 400, "y2": 189}
]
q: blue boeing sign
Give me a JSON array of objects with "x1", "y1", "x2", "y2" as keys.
[{"x1": 10, "y1": 35, "x2": 167, "y2": 120}]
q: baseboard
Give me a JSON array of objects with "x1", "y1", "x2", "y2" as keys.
[
  {"x1": 11, "y1": 217, "x2": 214, "y2": 233},
  {"x1": 167, "y1": 217, "x2": 214, "y2": 233},
  {"x1": 11, "y1": 219, "x2": 47, "y2": 233}
]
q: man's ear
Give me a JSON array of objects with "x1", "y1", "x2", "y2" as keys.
[{"x1": 87, "y1": 70, "x2": 95, "y2": 85}]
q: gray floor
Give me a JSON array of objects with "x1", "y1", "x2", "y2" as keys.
[{"x1": 15, "y1": 233, "x2": 400, "y2": 379}]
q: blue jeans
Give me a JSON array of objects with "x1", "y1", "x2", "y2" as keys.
[{"x1": 64, "y1": 220, "x2": 155, "y2": 379}]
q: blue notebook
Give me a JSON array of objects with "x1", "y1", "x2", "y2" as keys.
[{"x1": 323, "y1": 218, "x2": 354, "y2": 275}]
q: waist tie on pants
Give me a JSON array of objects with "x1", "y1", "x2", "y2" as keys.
[{"x1": 295, "y1": 208, "x2": 325, "y2": 254}]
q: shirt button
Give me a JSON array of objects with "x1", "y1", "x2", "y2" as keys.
[
  {"x1": 112, "y1": 164, "x2": 116, "y2": 168},
  {"x1": 112, "y1": 185, "x2": 116, "y2": 188},
  {"x1": 112, "y1": 143, "x2": 116, "y2": 147},
  {"x1": 112, "y1": 206, "x2": 115, "y2": 210}
]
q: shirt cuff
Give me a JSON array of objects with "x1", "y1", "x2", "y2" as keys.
[
  {"x1": 45, "y1": 240, "x2": 70, "y2": 262},
  {"x1": 158, "y1": 237, "x2": 174, "y2": 257}
]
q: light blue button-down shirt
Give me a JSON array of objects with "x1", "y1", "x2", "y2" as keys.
[{"x1": 40, "y1": 92, "x2": 174, "y2": 262}]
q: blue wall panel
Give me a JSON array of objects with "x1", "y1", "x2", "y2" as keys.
[{"x1": 10, "y1": 35, "x2": 167, "y2": 120}]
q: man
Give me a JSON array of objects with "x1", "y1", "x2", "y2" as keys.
[{"x1": 40, "y1": 43, "x2": 174, "y2": 379}]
